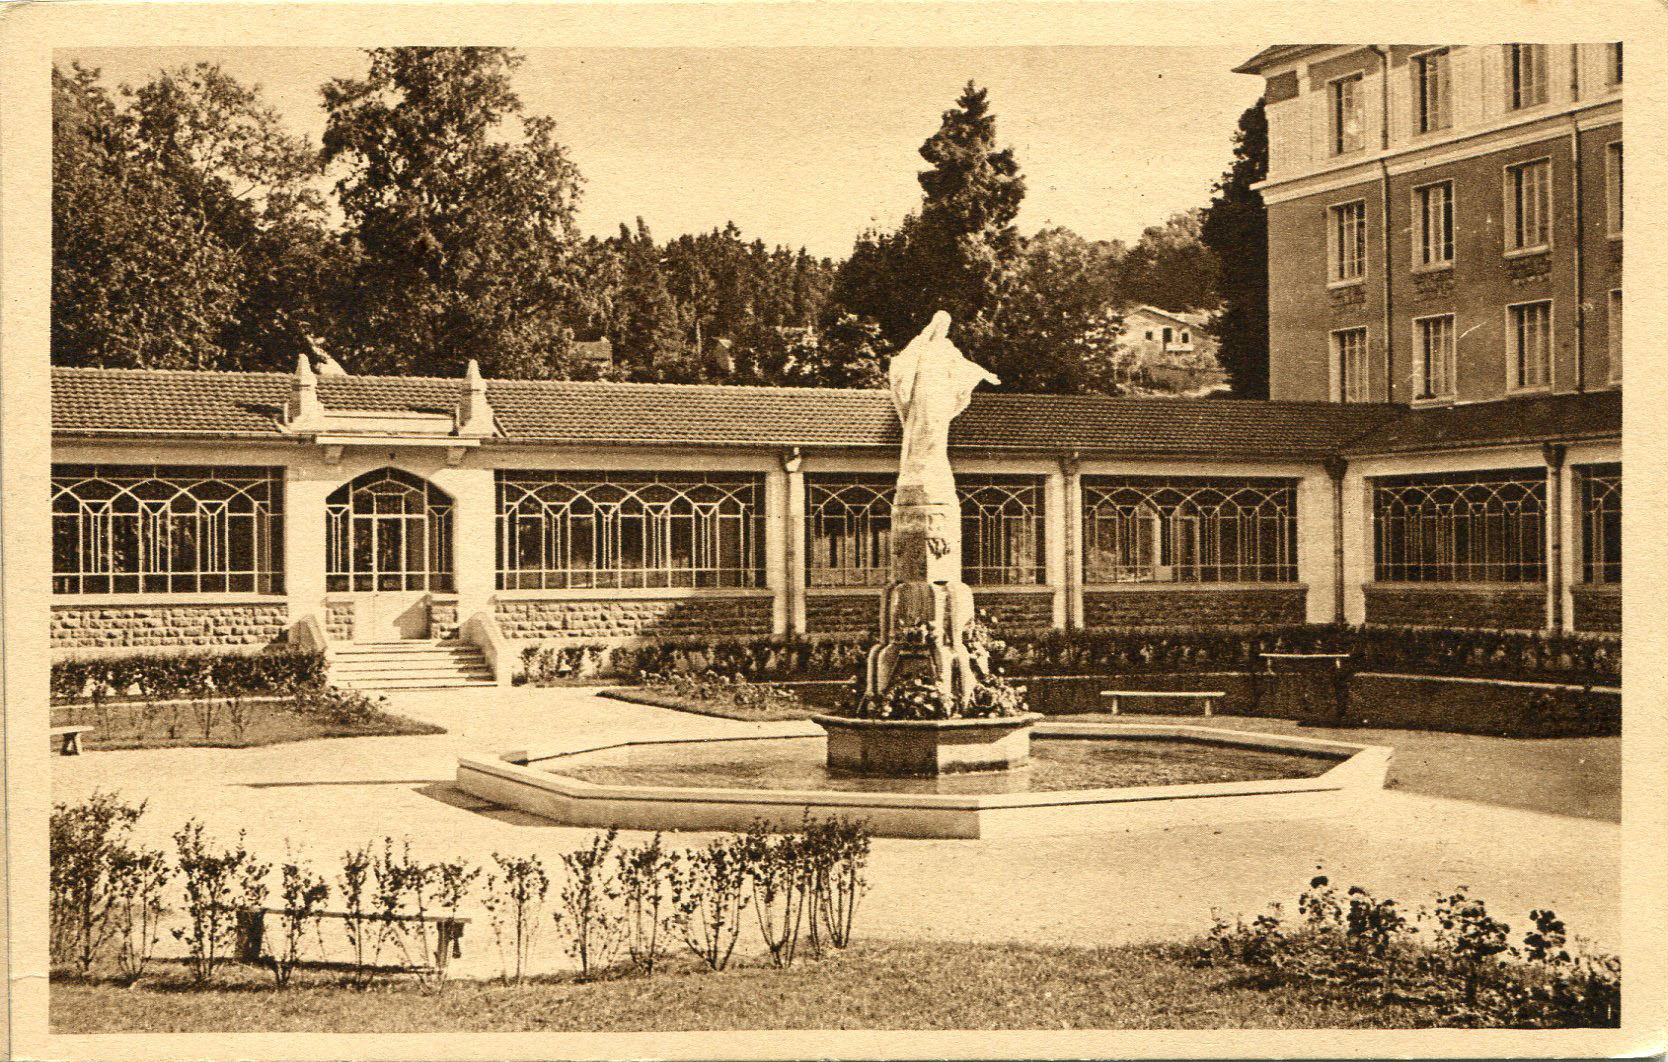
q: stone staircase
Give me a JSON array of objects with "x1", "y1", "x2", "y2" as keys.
[{"x1": 329, "y1": 640, "x2": 496, "y2": 691}]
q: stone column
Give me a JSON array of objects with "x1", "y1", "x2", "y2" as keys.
[
  {"x1": 766, "y1": 451, "x2": 802, "y2": 637},
  {"x1": 1543, "y1": 443, "x2": 1567, "y2": 632},
  {"x1": 433, "y1": 461, "x2": 498, "y2": 636},
  {"x1": 283, "y1": 460, "x2": 334, "y2": 638},
  {"x1": 1044, "y1": 464, "x2": 1068, "y2": 629},
  {"x1": 1061, "y1": 454, "x2": 1083, "y2": 629}
]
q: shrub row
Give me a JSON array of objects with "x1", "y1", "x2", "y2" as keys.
[
  {"x1": 51, "y1": 649, "x2": 328, "y2": 705},
  {"x1": 516, "y1": 623, "x2": 1620, "y2": 689},
  {"x1": 1200, "y1": 875, "x2": 1619, "y2": 1028},
  {"x1": 51, "y1": 793, "x2": 871, "y2": 988}
]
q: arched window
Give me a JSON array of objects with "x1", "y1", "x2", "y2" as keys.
[
  {"x1": 496, "y1": 471, "x2": 763, "y2": 590},
  {"x1": 959, "y1": 477, "x2": 1045, "y2": 586},
  {"x1": 1373, "y1": 469, "x2": 1545, "y2": 582},
  {"x1": 326, "y1": 469, "x2": 453, "y2": 592},
  {"x1": 1083, "y1": 477, "x2": 1298, "y2": 584},
  {"x1": 51, "y1": 465, "x2": 284, "y2": 595}
]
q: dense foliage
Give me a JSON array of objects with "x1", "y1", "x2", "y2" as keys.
[
  {"x1": 50, "y1": 649, "x2": 328, "y2": 704},
  {"x1": 54, "y1": 54, "x2": 1238, "y2": 393},
  {"x1": 1200, "y1": 99, "x2": 1270, "y2": 398}
]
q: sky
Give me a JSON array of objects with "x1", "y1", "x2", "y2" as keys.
[{"x1": 63, "y1": 45, "x2": 1262, "y2": 261}]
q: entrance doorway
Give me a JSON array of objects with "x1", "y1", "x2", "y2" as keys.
[{"x1": 325, "y1": 468, "x2": 454, "y2": 641}]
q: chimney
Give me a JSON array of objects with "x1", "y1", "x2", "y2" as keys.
[{"x1": 457, "y1": 359, "x2": 496, "y2": 436}]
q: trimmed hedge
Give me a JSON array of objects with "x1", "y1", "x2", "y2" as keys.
[
  {"x1": 51, "y1": 649, "x2": 328, "y2": 705},
  {"x1": 515, "y1": 623, "x2": 1620, "y2": 689}
]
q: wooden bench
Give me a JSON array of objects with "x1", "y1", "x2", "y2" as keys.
[
  {"x1": 1259, "y1": 652, "x2": 1352, "y2": 673},
  {"x1": 235, "y1": 907, "x2": 470, "y2": 972},
  {"x1": 50, "y1": 725, "x2": 94, "y2": 756},
  {"x1": 1100, "y1": 690, "x2": 1226, "y2": 716}
]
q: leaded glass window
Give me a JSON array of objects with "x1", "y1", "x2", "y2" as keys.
[
  {"x1": 51, "y1": 465, "x2": 284, "y2": 594},
  {"x1": 1580, "y1": 464, "x2": 1621, "y2": 585},
  {"x1": 326, "y1": 468, "x2": 454, "y2": 593},
  {"x1": 1083, "y1": 477, "x2": 1298, "y2": 584},
  {"x1": 1373, "y1": 469, "x2": 1546, "y2": 583},
  {"x1": 804, "y1": 474, "x2": 1044, "y2": 587},
  {"x1": 497, "y1": 471, "x2": 764, "y2": 590}
]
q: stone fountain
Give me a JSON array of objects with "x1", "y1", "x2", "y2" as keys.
[{"x1": 812, "y1": 312, "x2": 1042, "y2": 776}]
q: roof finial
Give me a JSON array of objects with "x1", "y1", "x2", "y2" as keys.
[
  {"x1": 457, "y1": 358, "x2": 495, "y2": 437},
  {"x1": 287, "y1": 351, "x2": 324, "y2": 430}
]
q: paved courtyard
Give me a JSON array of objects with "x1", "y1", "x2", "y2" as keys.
[{"x1": 53, "y1": 687, "x2": 1621, "y2": 977}]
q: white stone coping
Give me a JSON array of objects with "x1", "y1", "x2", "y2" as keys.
[
  {"x1": 492, "y1": 587, "x2": 774, "y2": 601},
  {"x1": 51, "y1": 594, "x2": 289, "y2": 607},
  {"x1": 1081, "y1": 582, "x2": 1310, "y2": 592},
  {"x1": 458, "y1": 722, "x2": 1391, "y2": 817}
]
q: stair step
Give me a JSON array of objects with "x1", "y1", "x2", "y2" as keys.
[
  {"x1": 337, "y1": 677, "x2": 498, "y2": 690},
  {"x1": 332, "y1": 651, "x2": 485, "y2": 664},
  {"x1": 333, "y1": 666, "x2": 493, "y2": 679}
]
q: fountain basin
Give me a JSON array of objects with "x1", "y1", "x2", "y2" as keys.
[
  {"x1": 456, "y1": 723, "x2": 1392, "y2": 839},
  {"x1": 815, "y1": 712, "x2": 1044, "y2": 776}
]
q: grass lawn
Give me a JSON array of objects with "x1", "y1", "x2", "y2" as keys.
[
  {"x1": 1055, "y1": 713, "x2": 1620, "y2": 822},
  {"x1": 598, "y1": 685, "x2": 820, "y2": 722},
  {"x1": 51, "y1": 699, "x2": 445, "y2": 750},
  {"x1": 52, "y1": 939, "x2": 1463, "y2": 1033}
]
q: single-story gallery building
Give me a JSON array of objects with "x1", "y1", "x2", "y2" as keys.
[{"x1": 49, "y1": 359, "x2": 1620, "y2": 682}]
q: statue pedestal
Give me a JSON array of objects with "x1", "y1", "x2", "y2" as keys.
[{"x1": 814, "y1": 714, "x2": 1043, "y2": 776}]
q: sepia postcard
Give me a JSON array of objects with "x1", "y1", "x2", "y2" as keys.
[{"x1": 3, "y1": 2, "x2": 1665, "y2": 1059}]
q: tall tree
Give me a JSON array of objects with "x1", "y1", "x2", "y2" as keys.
[
  {"x1": 1200, "y1": 98, "x2": 1270, "y2": 399},
  {"x1": 53, "y1": 64, "x2": 243, "y2": 369},
  {"x1": 829, "y1": 81, "x2": 1025, "y2": 365},
  {"x1": 323, "y1": 47, "x2": 590, "y2": 378},
  {"x1": 988, "y1": 228, "x2": 1128, "y2": 393},
  {"x1": 609, "y1": 218, "x2": 688, "y2": 373},
  {"x1": 128, "y1": 63, "x2": 339, "y2": 370},
  {"x1": 1114, "y1": 209, "x2": 1222, "y2": 313}
]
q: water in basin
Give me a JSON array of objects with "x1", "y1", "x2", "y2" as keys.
[{"x1": 543, "y1": 735, "x2": 1341, "y2": 796}]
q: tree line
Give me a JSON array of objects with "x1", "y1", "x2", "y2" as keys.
[{"x1": 53, "y1": 47, "x2": 1269, "y2": 396}]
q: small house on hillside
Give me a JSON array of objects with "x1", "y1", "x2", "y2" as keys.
[{"x1": 1117, "y1": 306, "x2": 1228, "y2": 395}]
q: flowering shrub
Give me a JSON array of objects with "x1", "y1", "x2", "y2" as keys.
[
  {"x1": 51, "y1": 650, "x2": 328, "y2": 705},
  {"x1": 640, "y1": 668, "x2": 806, "y2": 714},
  {"x1": 1196, "y1": 875, "x2": 1620, "y2": 1028}
]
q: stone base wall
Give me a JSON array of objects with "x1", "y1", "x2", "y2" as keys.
[
  {"x1": 51, "y1": 602, "x2": 289, "y2": 652},
  {"x1": 1364, "y1": 584, "x2": 1546, "y2": 630},
  {"x1": 429, "y1": 600, "x2": 460, "y2": 641},
  {"x1": 1083, "y1": 586, "x2": 1306, "y2": 628},
  {"x1": 1571, "y1": 585, "x2": 1621, "y2": 633},
  {"x1": 971, "y1": 590, "x2": 1054, "y2": 631},
  {"x1": 495, "y1": 595, "x2": 773, "y2": 641},
  {"x1": 805, "y1": 592, "x2": 879, "y2": 635},
  {"x1": 324, "y1": 600, "x2": 354, "y2": 642}
]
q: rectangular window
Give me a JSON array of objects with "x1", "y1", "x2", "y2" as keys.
[
  {"x1": 1083, "y1": 477, "x2": 1298, "y2": 585},
  {"x1": 1506, "y1": 44, "x2": 1548, "y2": 109},
  {"x1": 1333, "y1": 328, "x2": 1370, "y2": 403},
  {"x1": 1606, "y1": 43, "x2": 1622, "y2": 85},
  {"x1": 1415, "y1": 315, "x2": 1456, "y2": 399},
  {"x1": 1608, "y1": 289, "x2": 1622, "y2": 383},
  {"x1": 1605, "y1": 142, "x2": 1622, "y2": 235},
  {"x1": 51, "y1": 465, "x2": 285, "y2": 595},
  {"x1": 1504, "y1": 159, "x2": 1551, "y2": 252},
  {"x1": 1414, "y1": 49, "x2": 1451, "y2": 133},
  {"x1": 1413, "y1": 181, "x2": 1454, "y2": 268},
  {"x1": 495, "y1": 471, "x2": 764, "y2": 590},
  {"x1": 1374, "y1": 469, "x2": 1546, "y2": 583},
  {"x1": 1328, "y1": 200, "x2": 1367, "y2": 283},
  {"x1": 1329, "y1": 73, "x2": 1365, "y2": 155},
  {"x1": 1509, "y1": 301, "x2": 1553, "y2": 390},
  {"x1": 1579, "y1": 464, "x2": 1621, "y2": 585}
]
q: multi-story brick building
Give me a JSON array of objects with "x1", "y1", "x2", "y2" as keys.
[
  {"x1": 1231, "y1": 43, "x2": 1622, "y2": 634},
  {"x1": 1237, "y1": 44, "x2": 1621, "y2": 404}
]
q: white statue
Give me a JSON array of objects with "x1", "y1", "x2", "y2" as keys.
[{"x1": 888, "y1": 311, "x2": 999, "y2": 505}]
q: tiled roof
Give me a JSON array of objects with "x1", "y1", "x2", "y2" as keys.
[
  {"x1": 1340, "y1": 390, "x2": 1621, "y2": 456},
  {"x1": 53, "y1": 367, "x2": 1614, "y2": 460}
]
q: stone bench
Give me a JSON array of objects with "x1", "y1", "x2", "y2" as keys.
[
  {"x1": 1099, "y1": 690, "x2": 1226, "y2": 716},
  {"x1": 50, "y1": 725, "x2": 95, "y2": 756},
  {"x1": 235, "y1": 907, "x2": 470, "y2": 972}
]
